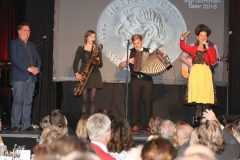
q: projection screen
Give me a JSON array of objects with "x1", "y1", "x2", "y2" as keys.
[{"x1": 53, "y1": 0, "x2": 228, "y2": 85}]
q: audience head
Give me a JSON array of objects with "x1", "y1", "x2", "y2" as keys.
[
  {"x1": 76, "y1": 115, "x2": 90, "y2": 139},
  {"x1": 40, "y1": 115, "x2": 51, "y2": 130},
  {"x1": 86, "y1": 113, "x2": 111, "y2": 143},
  {"x1": 160, "y1": 119, "x2": 174, "y2": 142},
  {"x1": 141, "y1": 138, "x2": 176, "y2": 160},
  {"x1": 49, "y1": 109, "x2": 66, "y2": 127},
  {"x1": 35, "y1": 137, "x2": 100, "y2": 160},
  {"x1": 39, "y1": 125, "x2": 68, "y2": 144},
  {"x1": 183, "y1": 144, "x2": 216, "y2": 160},
  {"x1": 176, "y1": 123, "x2": 193, "y2": 147},
  {"x1": 107, "y1": 114, "x2": 116, "y2": 122},
  {"x1": 172, "y1": 121, "x2": 189, "y2": 147},
  {"x1": 125, "y1": 145, "x2": 143, "y2": 160},
  {"x1": 225, "y1": 123, "x2": 233, "y2": 134},
  {"x1": 232, "y1": 117, "x2": 240, "y2": 133},
  {"x1": 189, "y1": 127, "x2": 199, "y2": 146},
  {"x1": 198, "y1": 120, "x2": 224, "y2": 154},
  {"x1": 148, "y1": 116, "x2": 162, "y2": 134},
  {"x1": 175, "y1": 154, "x2": 216, "y2": 160},
  {"x1": 107, "y1": 119, "x2": 134, "y2": 153},
  {"x1": 233, "y1": 126, "x2": 240, "y2": 143},
  {"x1": 96, "y1": 108, "x2": 109, "y2": 115}
]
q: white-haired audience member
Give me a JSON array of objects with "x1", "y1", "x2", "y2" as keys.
[
  {"x1": 86, "y1": 113, "x2": 115, "y2": 160},
  {"x1": 200, "y1": 109, "x2": 240, "y2": 160},
  {"x1": 160, "y1": 119, "x2": 174, "y2": 142},
  {"x1": 176, "y1": 123, "x2": 193, "y2": 156},
  {"x1": 175, "y1": 153, "x2": 216, "y2": 160}
]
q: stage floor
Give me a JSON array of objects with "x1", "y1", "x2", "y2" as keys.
[
  {"x1": 0, "y1": 128, "x2": 41, "y2": 151},
  {"x1": 0, "y1": 128, "x2": 150, "y2": 150}
]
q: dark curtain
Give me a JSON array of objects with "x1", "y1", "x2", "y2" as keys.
[
  {"x1": 228, "y1": 0, "x2": 240, "y2": 115},
  {"x1": 24, "y1": 0, "x2": 56, "y2": 122},
  {"x1": 0, "y1": 0, "x2": 25, "y2": 61},
  {"x1": 0, "y1": 0, "x2": 26, "y2": 125}
]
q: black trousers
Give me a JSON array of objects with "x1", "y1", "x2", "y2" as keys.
[{"x1": 130, "y1": 76, "x2": 153, "y2": 129}]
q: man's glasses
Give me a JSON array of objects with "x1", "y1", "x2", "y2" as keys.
[{"x1": 21, "y1": 29, "x2": 31, "y2": 33}]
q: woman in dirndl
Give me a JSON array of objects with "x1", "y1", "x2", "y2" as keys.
[{"x1": 180, "y1": 26, "x2": 217, "y2": 117}]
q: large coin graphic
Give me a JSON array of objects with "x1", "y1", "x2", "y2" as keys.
[{"x1": 96, "y1": 0, "x2": 187, "y2": 66}]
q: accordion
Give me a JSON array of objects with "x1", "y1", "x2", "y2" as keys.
[{"x1": 133, "y1": 49, "x2": 172, "y2": 76}]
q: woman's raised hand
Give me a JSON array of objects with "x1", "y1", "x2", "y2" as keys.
[{"x1": 181, "y1": 31, "x2": 190, "y2": 40}]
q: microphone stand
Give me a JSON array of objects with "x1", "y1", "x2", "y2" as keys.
[
  {"x1": 226, "y1": 32, "x2": 232, "y2": 115},
  {"x1": 32, "y1": 38, "x2": 47, "y2": 124},
  {"x1": 125, "y1": 40, "x2": 130, "y2": 120},
  {"x1": 36, "y1": 39, "x2": 47, "y2": 51}
]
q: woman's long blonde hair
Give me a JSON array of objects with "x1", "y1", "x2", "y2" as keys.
[{"x1": 76, "y1": 115, "x2": 90, "y2": 139}]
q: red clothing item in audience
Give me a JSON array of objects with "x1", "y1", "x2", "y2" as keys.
[{"x1": 90, "y1": 143, "x2": 116, "y2": 160}]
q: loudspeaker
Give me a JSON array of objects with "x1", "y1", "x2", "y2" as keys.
[
  {"x1": 61, "y1": 112, "x2": 82, "y2": 131},
  {"x1": 218, "y1": 115, "x2": 240, "y2": 126}
]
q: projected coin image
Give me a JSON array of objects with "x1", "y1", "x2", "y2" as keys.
[{"x1": 97, "y1": 0, "x2": 187, "y2": 67}]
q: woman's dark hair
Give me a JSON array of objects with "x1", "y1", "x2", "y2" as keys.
[
  {"x1": 107, "y1": 119, "x2": 134, "y2": 153},
  {"x1": 194, "y1": 24, "x2": 211, "y2": 37}
]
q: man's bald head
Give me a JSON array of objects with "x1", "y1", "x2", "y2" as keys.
[{"x1": 177, "y1": 124, "x2": 193, "y2": 146}]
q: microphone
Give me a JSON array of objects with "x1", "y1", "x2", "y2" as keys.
[
  {"x1": 43, "y1": 36, "x2": 47, "y2": 41},
  {"x1": 123, "y1": 39, "x2": 131, "y2": 47},
  {"x1": 203, "y1": 44, "x2": 206, "y2": 49},
  {"x1": 127, "y1": 39, "x2": 130, "y2": 46},
  {"x1": 36, "y1": 36, "x2": 47, "y2": 50}
]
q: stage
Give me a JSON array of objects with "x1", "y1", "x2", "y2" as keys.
[
  {"x1": 0, "y1": 129, "x2": 40, "y2": 152},
  {"x1": 0, "y1": 128, "x2": 150, "y2": 152}
]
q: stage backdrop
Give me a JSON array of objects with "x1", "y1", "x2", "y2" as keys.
[{"x1": 53, "y1": 0, "x2": 228, "y2": 85}]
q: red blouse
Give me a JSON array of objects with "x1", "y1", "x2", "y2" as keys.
[{"x1": 180, "y1": 39, "x2": 217, "y2": 66}]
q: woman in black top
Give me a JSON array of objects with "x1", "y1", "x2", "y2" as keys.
[{"x1": 73, "y1": 30, "x2": 103, "y2": 115}]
